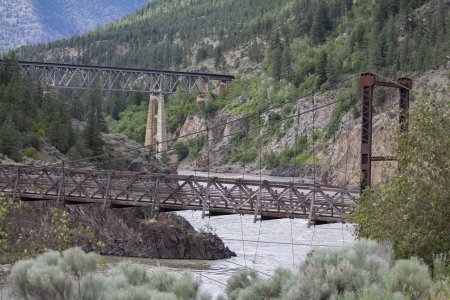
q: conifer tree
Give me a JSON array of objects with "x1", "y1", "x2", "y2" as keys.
[
  {"x1": 310, "y1": 0, "x2": 329, "y2": 45},
  {"x1": 0, "y1": 116, "x2": 20, "y2": 161},
  {"x1": 281, "y1": 39, "x2": 292, "y2": 81},
  {"x1": 82, "y1": 89, "x2": 106, "y2": 157},
  {"x1": 316, "y1": 50, "x2": 328, "y2": 85}
]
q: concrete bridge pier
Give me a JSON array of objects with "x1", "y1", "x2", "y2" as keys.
[
  {"x1": 196, "y1": 78, "x2": 209, "y2": 104},
  {"x1": 218, "y1": 80, "x2": 228, "y2": 94},
  {"x1": 156, "y1": 93, "x2": 167, "y2": 153},
  {"x1": 144, "y1": 94, "x2": 157, "y2": 147},
  {"x1": 145, "y1": 93, "x2": 167, "y2": 154}
]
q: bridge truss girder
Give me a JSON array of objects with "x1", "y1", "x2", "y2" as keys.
[
  {"x1": 1, "y1": 60, "x2": 234, "y2": 94},
  {"x1": 0, "y1": 165, "x2": 358, "y2": 224}
]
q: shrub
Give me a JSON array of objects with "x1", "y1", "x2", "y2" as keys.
[
  {"x1": 390, "y1": 258, "x2": 431, "y2": 299},
  {"x1": 226, "y1": 240, "x2": 445, "y2": 300},
  {"x1": 226, "y1": 268, "x2": 259, "y2": 300},
  {"x1": 22, "y1": 147, "x2": 39, "y2": 160},
  {"x1": 6, "y1": 248, "x2": 208, "y2": 300},
  {"x1": 172, "y1": 141, "x2": 189, "y2": 160}
]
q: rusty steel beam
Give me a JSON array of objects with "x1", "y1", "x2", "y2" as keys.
[
  {"x1": 371, "y1": 156, "x2": 396, "y2": 162},
  {"x1": 360, "y1": 73, "x2": 376, "y2": 190},
  {"x1": 359, "y1": 74, "x2": 412, "y2": 191},
  {"x1": 398, "y1": 78, "x2": 412, "y2": 133}
]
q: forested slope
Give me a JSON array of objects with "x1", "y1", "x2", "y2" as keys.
[
  {"x1": 5, "y1": 0, "x2": 450, "y2": 176},
  {"x1": 0, "y1": 0, "x2": 149, "y2": 53}
]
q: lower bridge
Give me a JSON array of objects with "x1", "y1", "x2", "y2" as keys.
[{"x1": 0, "y1": 165, "x2": 358, "y2": 225}]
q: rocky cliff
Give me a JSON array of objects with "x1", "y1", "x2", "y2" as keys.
[{"x1": 175, "y1": 69, "x2": 449, "y2": 188}]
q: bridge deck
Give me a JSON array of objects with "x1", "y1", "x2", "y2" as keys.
[{"x1": 0, "y1": 165, "x2": 358, "y2": 224}]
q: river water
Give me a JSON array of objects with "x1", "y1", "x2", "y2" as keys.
[
  {"x1": 107, "y1": 170, "x2": 356, "y2": 298},
  {"x1": 108, "y1": 211, "x2": 356, "y2": 298}
]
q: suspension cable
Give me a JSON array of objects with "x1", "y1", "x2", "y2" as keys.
[
  {"x1": 290, "y1": 218, "x2": 295, "y2": 269},
  {"x1": 239, "y1": 214, "x2": 247, "y2": 268},
  {"x1": 253, "y1": 220, "x2": 262, "y2": 269}
]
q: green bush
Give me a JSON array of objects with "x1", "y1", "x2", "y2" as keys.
[
  {"x1": 22, "y1": 147, "x2": 39, "y2": 160},
  {"x1": 172, "y1": 141, "x2": 189, "y2": 160},
  {"x1": 390, "y1": 258, "x2": 432, "y2": 300},
  {"x1": 262, "y1": 135, "x2": 311, "y2": 169},
  {"x1": 6, "y1": 248, "x2": 208, "y2": 300},
  {"x1": 187, "y1": 134, "x2": 207, "y2": 160},
  {"x1": 226, "y1": 240, "x2": 447, "y2": 300}
]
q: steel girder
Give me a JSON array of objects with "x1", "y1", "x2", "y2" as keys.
[{"x1": 0, "y1": 60, "x2": 234, "y2": 94}]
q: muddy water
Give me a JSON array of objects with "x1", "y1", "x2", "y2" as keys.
[
  {"x1": 109, "y1": 170, "x2": 356, "y2": 298},
  {"x1": 177, "y1": 169, "x2": 315, "y2": 184},
  {"x1": 107, "y1": 210, "x2": 355, "y2": 299}
]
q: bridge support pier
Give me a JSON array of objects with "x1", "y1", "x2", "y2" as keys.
[
  {"x1": 156, "y1": 93, "x2": 167, "y2": 153},
  {"x1": 218, "y1": 80, "x2": 228, "y2": 94},
  {"x1": 144, "y1": 94, "x2": 157, "y2": 147},
  {"x1": 144, "y1": 93, "x2": 167, "y2": 153}
]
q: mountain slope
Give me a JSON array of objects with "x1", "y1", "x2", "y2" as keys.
[
  {"x1": 6, "y1": 0, "x2": 450, "y2": 185},
  {"x1": 0, "y1": 0, "x2": 150, "y2": 53}
]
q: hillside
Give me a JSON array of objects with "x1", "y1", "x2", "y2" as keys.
[
  {"x1": 4, "y1": 0, "x2": 450, "y2": 185},
  {"x1": 0, "y1": 0, "x2": 150, "y2": 53}
]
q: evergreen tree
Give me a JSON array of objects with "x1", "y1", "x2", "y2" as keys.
[
  {"x1": 316, "y1": 50, "x2": 328, "y2": 85},
  {"x1": 0, "y1": 116, "x2": 20, "y2": 161},
  {"x1": 42, "y1": 95, "x2": 74, "y2": 154},
  {"x1": 270, "y1": 33, "x2": 283, "y2": 82},
  {"x1": 310, "y1": 0, "x2": 329, "y2": 45},
  {"x1": 281, "y1": 39, "x2": 292, "y2": 81},
  {"x1": 214, "y1": 46, "x2": 224, "y2": 69},
  {"x1": 81, "y1": 89, "x2": 106, "y2": 157}
]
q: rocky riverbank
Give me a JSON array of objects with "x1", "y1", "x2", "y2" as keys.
[
  {"x1": 77, "y1": 207, "x2": 236, "y2": 259},
  {"x1": 5, "y1": 201, "x2": 236, "y2": 260}
]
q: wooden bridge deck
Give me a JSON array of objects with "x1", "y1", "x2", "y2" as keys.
[{"x1": 0, "y1": 165, "x2": 358, "y2": 224}]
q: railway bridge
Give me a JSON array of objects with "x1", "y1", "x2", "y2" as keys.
[{"x1": 0, "y1": 60, "x2": 235, "y2": 152}]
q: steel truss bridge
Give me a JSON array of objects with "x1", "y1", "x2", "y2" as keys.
[
  {"x1": 0, "y1": 60, "x2": 235, "y2": 94},
  {"x1": 0, "y1": 165, "x2": 357, "y2": 225}
]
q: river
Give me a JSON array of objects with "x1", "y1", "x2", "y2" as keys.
[
  {"x1": 107, "y1": 170, "x2": 356, "y2": 298},
  {"x1": 107, "y1": 211, "x2": 356, "y2": 299}
]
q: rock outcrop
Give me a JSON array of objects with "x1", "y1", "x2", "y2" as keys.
[
  {"x1": 8, "y1": 202, "x2": 236, "y2": 260},
  {"x1": 69, "y1": 205, "x2": 236, "y2": 259}
]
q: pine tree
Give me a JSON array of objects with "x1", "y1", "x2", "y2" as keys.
[
  {"x1": 270, "y1": 33, "x2": 283, "y2": 82},
  {"x1": 0, "y1": 116, "x2": 20, "y2": 161},
  {"x1": 82, "y1": 89, "x2": 106, "y2": 157},
  {"x1": 281, "y1": 42, "x2": 292, "y2": 81},
  {"x1": 272, "y1": 44, "x2": 282, "y2": 82},
  {"x1": 42, "y1": 95, "x2": 74, "y2": 154},
  {"x1": 310, "y1": 0, "x2": 329, "y2": 45},
  {"x1": 316, "y1": 51, "x2": 328, "y2": 85}
]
